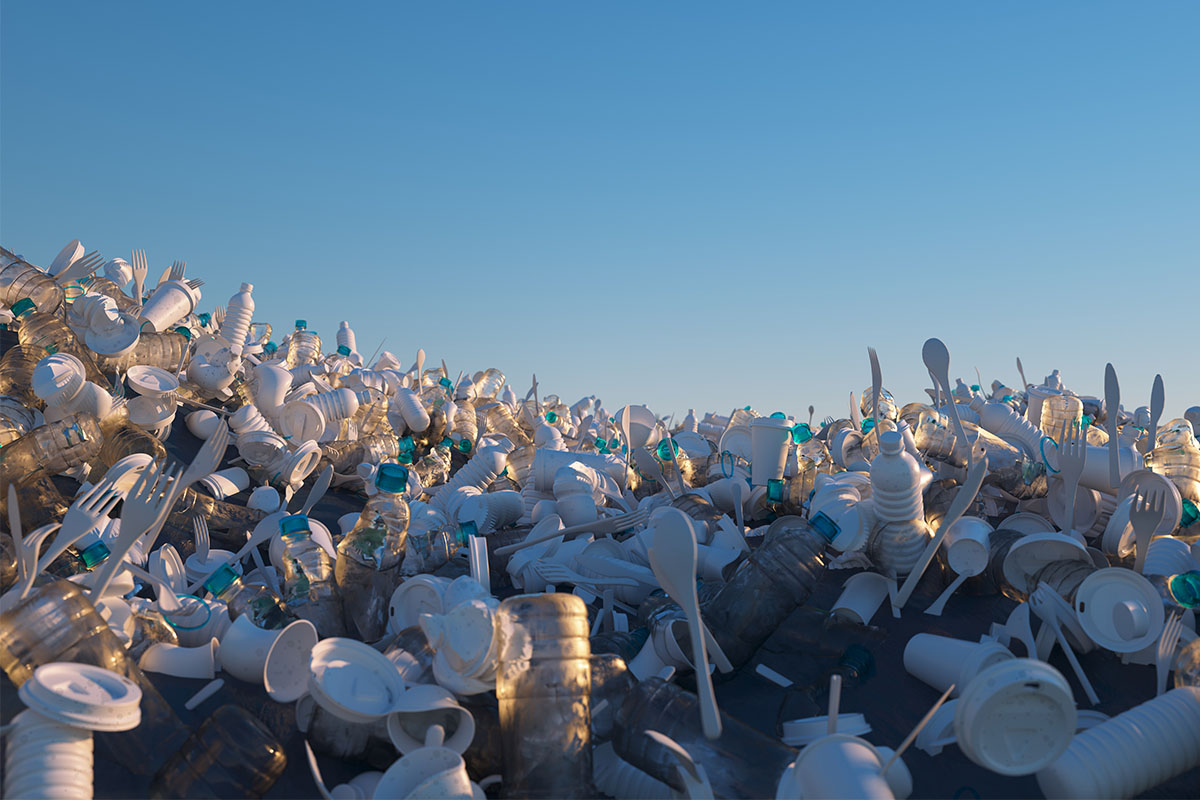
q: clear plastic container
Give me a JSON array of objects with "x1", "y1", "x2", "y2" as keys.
[
  {"x1": 149, "y1": 705, "x2": 287, "y2": 799},
  {"x1": 202, "y1": 562, "x2": 295, "y2": 630},
  {"x1": 0, "y1": 246, "x2": 65, "y2": 313},
  {"x1": 335, "y1": 464, "x2": 411, "y2": 640},
  {"x1": 0, "y1": 579, "x2": 189, "y2": 775},
  {"x1": 701, "y1": 517, "x2": 826, "y2": 667},
  {"x1": 279, "y1": 514, "x2": 345, "y2": 637},
  {"x1": 484, "y1": 402, "x2": 533, "y2": 448},
  {"x1": 81, "y1": 275, "x2": 140, "y2": 314},
  {"x1": 95, "y1": 330, "x2": 190, "y2": 374},
  {"x1": 0, "y1": 412, "x2": 102, "y2": 477},
  {"x1": 613, "y1": 676, "x2": 798, "y2": 799},
  {"x1": 351, "y1": 387, "x2": 391, "y2": 438},
  {"x1": 321, "y1": 433, "x2": 401, "y2": 474},
  {"x1": 1040, "y1": 393, "x2": 1084, "y2": 441},
  {"x1": 10, "y1": 298, "x2": 110, "y2": 387},
  {"x1": 496, "y1": 593, "x2": 594, "y2": 799},
  {"x1": 1145, "y1": 443, "x2": 1200, "y2": 504}
]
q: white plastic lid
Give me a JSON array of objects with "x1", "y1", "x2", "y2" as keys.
[
  {"x1": 1073, "y1": 567, "x2": 1165, "y2": 653},
  {"x1": 389, "y1": 576, "x2": 449, "y2": 635},
  {"x1": 85, "y1": 313, "x2": 141, "y2": 357},
  {"x1": 954, "y1": 658, "x2": 1075, "y2": 776},
  {"x1": 18, "y1": 663, "x2": 143, "y2": 732},
  {"x1": 126, "y1": 365, "x2": 180, "y2": 396},
  {"x1": 878, "y1": 430, "x2": 904, "y2": 455},
  {"x1": 718, "y1": 425, "x2": 753, "y2": 461},
  {"x1": 386, "y1": 684, "x2": 476, "y2": 754},
  {"x1": 997, "y1": 512, "x2": 1056, "y2": 536},
  {"x1": 308, "y1": 637, "x2": 406, "y2": 723},
  {"x1": 279, "y1": 399, "x2": 326, "y2": 443}
]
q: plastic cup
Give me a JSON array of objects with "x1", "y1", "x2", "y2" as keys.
[
  {"x1": 386, "y1": 684, "x2": 476, "y2": 755},
  {"x1": 373, "y1": 746, "x2": 475, "y2": 799},
  {"x1": 831, "y1": 572, "x2": 891, "y2": 626},
  {"x1": 786, "y1": 734, "x2": 894, "y2": 800},
  {"x1": 942, "y1": 516, "x2": 993, "y2": 577},
  {"x1": 750, "y1": 416, "x2": 793, "y2": 487},
  {"x1": 138, "y1": 280, "x2": 200, "y2": 333},
  {"x1": 138, "y1": 639, "x2": 219, "y2": 680},
  {"x1": 263, "y1": 619, "x2": 319, "y2": 702},
  {"x1": 1143, "y1": 536, "x2": 1196, "y2": 577},
  {"x1": 903, "y1": 634, "x2": 1014, "y2": 697}
]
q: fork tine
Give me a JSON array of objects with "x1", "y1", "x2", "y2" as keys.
[{"x1": 97, "y1": 489, "x2": 122, "y2": 517}]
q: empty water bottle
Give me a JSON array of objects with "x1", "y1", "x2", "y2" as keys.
[
  {"x1": 0, "y1": 245, "x2": 65, "y2": 312},
  {"x1": 149, "y1": 705, "x2": 287, "y2": 799},
  {"x1": 279, "y1": 513, "x2": 345, "y2": 637}
]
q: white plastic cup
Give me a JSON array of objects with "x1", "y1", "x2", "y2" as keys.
[
  {"x1": 1075, "y1": 443, "x2": 1143, "y2": 492},
  {"x1": 1037, "y1": 687, "x2": 1200, "y2": 799},
  {"x1": 138, "y1": 639, "x2": 219, "y2": 680},
  {"x1": 372, "y1": 746, "x2": 475, "y2": 799},
  {"x1": 197, "y1": 467, "x2": 250, "y2": 500},
  {"x1": 253, "y1": 363, "x2": 293, "y2": 412},
  {"x1": 218, "y1": 614, "x2": 284, "y2": 684},
  {"x1": 749, "y1": 417, "x2": 793, "y2": 487},
  {"x1": 786, "y1": 734, "x2": 895, "y2": 800},
  {"x1": 942, "y1": 516, "x2": 993, "y2": 577},
  {"x1": 1143, "y1": 536, "x2": 1196, "y2": 577},
  {"x1": 138, "y1": 279, "x2": 200, "y2": 333},
  {"x1": 386, "y1": 685, "x2": 476, "y2": 755},
  {"x1": 903, "y1": 634, "x2": 1014, "y2": 697},
  {"x1": 263, "y1": 619, "x2": 319, "y2": 702},
  {"x1": 831, "y1": 572, "x2": 892, "y2": 626}
]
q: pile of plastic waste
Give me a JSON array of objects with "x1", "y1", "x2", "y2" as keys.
[{"x1": 1, "y1": 240, "x2": 1199, "y2": 799}]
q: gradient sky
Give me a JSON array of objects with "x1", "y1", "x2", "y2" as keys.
[{"x1": 3, "y1": 2, "x2": 1197, "y2": 424}]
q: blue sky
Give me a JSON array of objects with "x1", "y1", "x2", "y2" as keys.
[{"x1": 3, "y1": 2, "x2": 1197, "y2": 422}]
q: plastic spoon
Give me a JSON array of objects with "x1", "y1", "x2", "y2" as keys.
[
  {"x1": 1016, "y1": 356, "x2": 1028, "y2": 391},
  {"x1": 633, "y1": 447, "x2": 677, "y2": 498},
  {"x1": 1104, "y1": 363, "x2": 1121, "y2": 489},
  {"x1": 647, "y1": 509, "x2": 722, "y2": 740},
  {"x1": 295, "y1": 465, "x2": 333, "y2": 516},
  {"x1": 1144, "y1": 374, "x2": 1164, "y2": 455},
  {"x1": 923, "y1": 338, "x2": 973, "y2": 472},
  {"x1": 868, "y1": 347, "x2": 882, "y2": 431},
  {"x1": 923, "y1": 571, "x2": 972, "y2": 617}
]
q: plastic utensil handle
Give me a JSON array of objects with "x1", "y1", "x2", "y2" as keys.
[
  {"x1": 299, "y1": 465, "x2": 334, "y2": 516},
  {"x1": 923, "y1": 572, "x2": 970, "y2": 617},
  {"x1": 684, "y1": 595, "x2": 722, "y2": 740},
  {"x1": 1104, "y1": 363, "x2": 1121, "y2": 488},
  {"x1": 1147, "y1": 374, "x2": 1164, "y2": 453},
  {"x1": 895, "y1": 450, "x2": 988, "y2": 609},
  {"x1": 869, "y1": 347, "x2": 882, "y2": 433}
]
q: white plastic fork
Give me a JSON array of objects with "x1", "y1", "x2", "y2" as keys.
[
  {"x1": 1129, "y1": 486, "x2": 1166, "y2": 575},
  {"x1": 533, "y1": 560, "x2": 640, "y2": 589},
  {"x1": 54, "y1": 250, "x2": 105, "y2": 285},
  {"x1": 169, "y1": 260, "x2": 186, "y2": 282},
  {"x1": 1057, "y1": 421, "x2": 1088, "y2": 535},
  {"x1": 130, "y1": 249, "x2": 149, "y2": 309},
  {"x1": 87, "y1": 459, "x2": 181, "y2": 599},
  {"x1": 1029, "y1": 584, "x2": 1100, "y2": 706},
  {"x1": 494, "y1": 508, "x2": 649, "y2": 556},
  {"x1": 30, "y1": 481, "x2": 121, "y2": 578},
  {"x1": 191, "y1": 514, "x2": 211, "y2": 562},
  {"x1": 1156, "y1": 611, "x2": 1183, "y2": 697}
]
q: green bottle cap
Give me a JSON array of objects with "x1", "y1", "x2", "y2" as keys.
[
  {"x1": 457, "y1": 520, "x2": 478, "y2": 545},
  {"x1": 809, "y1": 511, "x2": 840, "y2": 542},
  {"x1": 202, "y1": 563, "x2": 241, "y2": 598},
  {"x1": 376, "y1": 463, "x2": 409, "y2": 494},
  {"x1": 767, "y1": 478, "x2": 784, "y2": 503},
  {"x1": 174, "y1": 326, "x2": 191, "y2": 340},
  {"x1": 337, "y1": 345, "x2": 351, "y2": 356},
  {"x1": 279, "y1": 514, "x2": 312, "y2": 539},
  {"x1": 791, "y1": 423, "x2": 813, "y2": 444},
  {"x1": 295, "y1": 320, "x2": 307, "y2": 330},
  {"x1": 861, "y1": 418, "x2": 875, "y2": 434},
  {"x1": 456, "y1": 439, "x2": 472, "y2": 454},
  {"x1": 770, "y1": 411, "x2": 787, "y2": 419},
  {"x1": 545, "y1": 411, "x2": 557, "y2": 424},
  {"x1": 10, "y1": 298, "x2": 36, "y2": 318},
  {"x1": 1168, "y1": 571, "x2": 1200, "y2": 608},
  {"x1": 264, "y1": 341, "x2": 278, "y2": 354},
  {"x1": 198, "y1": 312, "x2": 211, "y2": 326},
  {"x1": 656, "y1": 439, "x2": 679, "y2": 461},
  {"x1": 78, "y1": 540, "x2": 111, "y2": 568}
]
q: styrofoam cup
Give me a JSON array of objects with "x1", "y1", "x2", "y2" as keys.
[
  {"x1": 219, "y1": 614, "x2": 285, "y2": 684},
  {"x1": 786, "y1": 734, "x2": 895, "y2": 800},
  {"x1": 903, "y1": 634, "x2": 1013, "y2": 697},
  {"x1": 373, "y1": 746, "x2": 475, "y2": 799},
  {"x1": 942, "y1": 516, "x2": 993, "y2": 577},
  {"x1": 263, "y1": 619, "x2": 319, "y2": 702},
  {"x1": 831, "y1": 572, "x2": 892, "y2": 626},
  {"x1": 750, "y1": 417, "x2": 793, "y2": 487},
  {"x1": 138, "y1": 639, "x2": 219, "y2": 680},
  {"x1": 1037, "y1": 687, "x2": 1200, "y2": 799},
  {"x1": 1143, "y1": 536, "x2": 1196, "y2": 577}
]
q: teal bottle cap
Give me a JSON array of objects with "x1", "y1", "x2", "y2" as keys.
[
  {"x1": 10, "y1": 298, "x2": 36, "y2": 317},
  {"x1": 295, "y1": 320, "x2": 307, "y2": 329},
  {"x1": 279, "y1": 514, "x2": 312, "y2": 539},
  {"x1": 791, "y1": 423, "x2": 813, "y2": 444},
  {"x1": 1168, "y1": 571, "x2": 1200, "y2": 608},
  {"x1": 767, "y1": 478, "x2": 784, "y2": 503},
  {"x1": 78, "y1": 540, "x2": 111, "y2": 569},
  {"x1": 376, "y1": 463, "x2": 410, "y2": 493},
  {"x1": 337, "y1": 345, "x2": 351, "y2": 356},
  {"x1": 202, "y1": 563, "x2": 240, "y2": 598}
]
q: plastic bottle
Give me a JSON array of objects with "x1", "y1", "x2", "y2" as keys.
[
  {"x1": 94, "y1": 329, "x2": 190, "y2": 374},
  {"x1": 1145, "y1": 440, "x2": 1200, "y2": 504},
  {"x1": 0, "y1": 344, "x2": 44, "y2": 446},
  {"x1": 1039, "y1": 393, "x2": 1084, "y2": 441},
  {"x1": 474, "y1": 367, "x2": 506, "y2": 401},
  {"x1": 202, "y1": 562, "x2": 295, "y2": 630},
  {"x1": 701, "y1": 517, "x2": 826, "y2": 667},
  {"x1": 1175, "y1": 638, "x2": 1200, "y2": 689},
  {"x1": 218, "y1": 282, "x2": 255, "y2": 353},
  {"x1": 321, "y1": 433, "x2": 401, "y2": 474},
  {"x1": 970, "y1": 396, "x2": 1046, "y2": 458},
  {"x1": 869, "y1": 430, "x2": 924, "y2": 523},
  {"x1": 0, "y1": 579, "x2": 189, "y2": 775},
  {"x1": 278, "y1": 513, "x2": 345, "y2": 637},
  {"x1": 613, "y1": 677, "x2": 799, "y2": 799},
  {"x1": 283, "y1": 319, "x2": 321, "y2": 368},
  {"x1": 351, "y1": 387, "x2": 391, "y2": 438},
  {"x1": 484, "y1": 402, "x2": 533, "y2": 447},
  {"x1": 336, "y1": 320, "x2": 358, "y2": 358},
  {"x1": 0, "y1": 245, "x2": 65, "y2": 313},
  {"x1": 335, "y1": 463, "x2": 411, "y2": 641},
  {"x1": 149, "y1": 705, "x2": 287, "y2": 799},
  {"x1": 1147, "y1": 570, "x2": 1200, "y2": 613},
  {"x1": 450, "y1": 396, "x2": 479, "y2": 449},
  {"x1": 10, "y1": 298, "x2": 110, "y2": 387},
  {"x1": 81, "y1": 274, "x2": 140, "y2": 314},
  {"x1": 0, "y1": 412, "x2": 103, "y2": 480},
  {"x1": 496, "y1": 592, "x2": 594, "y2": 799}
]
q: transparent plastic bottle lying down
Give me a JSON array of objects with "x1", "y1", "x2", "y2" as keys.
[
  {"x1": 94, "y1": 329, "x2": 191, "y2": 374},
  {"x1": 202, "y1": 563, "x2": 296, "y2": 630},
  {"x1": 335, "y1": 463, "x2": 411, "y2": 641},
  {"x1": 9, "y1": 298, "x2": 110, "y2": 388},
  {"x1": 149, "y1": 705, "x2": 287, "y2": 799},
  {"x1": 279, "y1": 513, "x2": 345, "y2": 638},
  {"x1": 0, "y1": 245, "x2": 65, "y2": 313}
]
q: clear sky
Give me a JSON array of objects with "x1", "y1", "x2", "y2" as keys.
[{"x1": 3, "y1": 2, "x2": 1197, "y2": 423}]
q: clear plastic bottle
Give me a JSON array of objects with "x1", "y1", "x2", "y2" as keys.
[
  {"x1": 1174, "y1": 638, "x2": 1200, "y2": 689},
  {"x1": 869, "y1": 430, "x2": 924, "y2": 523},
  {"x1": 283, "y1": 319, "x2": 321, "y2": 368},
  {"x1": 0, "y1": 246, "x2": 65, "y2": 313},
  {"x1": 350, "y1": 387, "x2": 391, "y2": 438},
  {"x1": 411, "y1": 439, "x2": 453, "y2": 488},
  {"x1": 278, "y1": 513, "x2": 345, "y2": 637},
  {"x1": 682, "y1": 408, "x2": 699, "y2": 433},
  {"x1": 450, "y1": 396, "x2": 479, "y2": 448},
  {"x1": 496, "y1": 592, "x2": 594, "y2": 799},
  {"x1": 613, "y1": 677, "x2": 798, "y2": 799},
  {"x1": 94, "y1": 329, "x2": 190, "y2": 373},
  {"x1": 0, "y1": 412, "x2": 103, "y2": 479},
  {"x1": 321, "y1": 433, "x2": 400, "y2": 474},
  {"x1": 701, "y1": 517, "x2": 826, "y2": 667},
  {"x1": 1145, "y1": 440, "x2": 1200, "y2": 504},
  {"x1": 0, "y1": 344, "x2": 44, "y2": 446},
  {"x1": 0, "y1": 579, "x2": 189, "y2": 775},
  {"x1": 1148, "y1": 570, "x2": 1200, "y2": 613},
  {"x1": 335, "y1": 463, "x2": 411, "y2": 641},
  {"x1": 473, "y1": 367, "x2": 506, "y2": 401},
  {"x1": 1039, "y1": 393, "x2": 1084, "y2": 441},
  {"x1": 9, "y1": 298, "x2": 110, "y2": 387},
  {"x1": 484, "y1": 402, "x2": 533, "y2": 447},
  {"x1": 149, "y1": 705, "x2": 287, "y2": 799},
  {"x1": 202, "y1": 562, "x2": 295, "y2": 630}
]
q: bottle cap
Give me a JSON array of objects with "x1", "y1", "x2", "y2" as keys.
[
  {"x1": 376, "y1": 463, "x2": 409, "y2": 494},
  {"x1": 10, "y1": 297, "x2": 36, "y2": 318},
  {"x1": 203, "y1": 562, "x2": 241, "y2": 597},
  {"x1": 879, "y1": 430, "x2": 904, "y2": 455},
  {"x1": 337, "y1": 344, "x2": 351, "y2": 356},
  {"x1": 279, "y1": 514, "x2": 312, "y2": 539},
  {"x1": 1168, "y1": 571, "x2": 1200, "y2": 608},
  {"x1": 18, "y1": 663, "x2": 143, "y2": 732},
  {"x1": 295, "y1": 319, "x2": 307, "y2": 329},
  {"x1": 31, "y1": 353, "x2": 86, "y2": 406}
]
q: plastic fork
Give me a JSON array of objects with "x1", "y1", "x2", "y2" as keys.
[
  {"x1": 494, "y1": 508, "x2": 650, "y2": 556},
  {"x1": 130, "y1": 249, "x2": 149, "y2": 309},
  {"x1": 87, "y1": 459, "x2": 181, "y2": 599},
  {"x1": 191, "y1": 514, "x2": 211, "y2": 562},
  {"x1": 54, "y1": 250, "x2": 105, "y2": 285},
  {"x1": 214, "y1": 305, "x2": 226, "y2": 329},
  {"x1": 533, "y1": 560, "x2": 640, "y2": 589},
  {"x1": 30, "y1": 481, "x2": 121, "y2": 578},
  {"x1": 1156, "y1": 611, "x2": 1183, "y2": 696},
  {"x1": 169, "y1": 260, "x2": 187, "y2": 282},
  {"x1": 1029, "y1": 584, "x2": 1100, "y2": 705},
  {"x1": 1129, "y1": 486, "x2": 1165, "y2": 574},
  {"x1": 1057, "y1": 421, "x2": 1088, "y2": 535}
]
